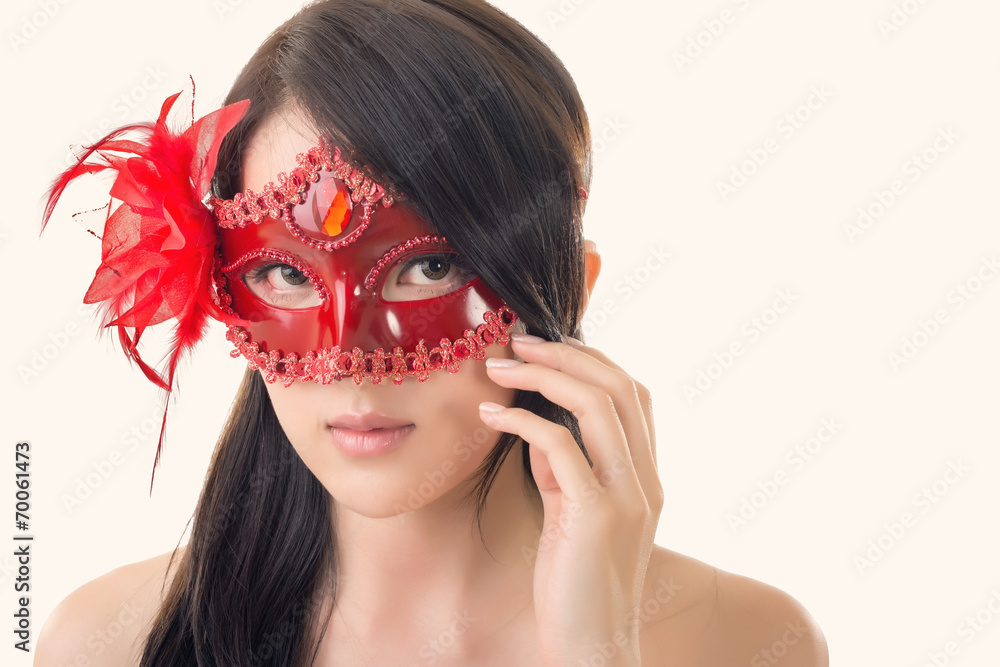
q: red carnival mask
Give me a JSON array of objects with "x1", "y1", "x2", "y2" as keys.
[
  {"x1": 42, "y1": 89, "x2": 548, "y2": 481},
  {"x1": 210, "y1": 137, "x2": 517, "y2": 387}
]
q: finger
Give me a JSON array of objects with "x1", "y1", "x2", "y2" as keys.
[
  {"x1": 562, "y1": 337, "x2": 654, "y2": 454},
  {"x1": 509, "y1": 337, "x2": 652, "y2": 473},
  {"x1": 485, "y1": 356, "x2": 641, "y2": 494},
  {"x1": 478, "y1": 402, "x2": 597, "y2": 502},
  {"x1": 517, "y1": 336, "x2": 660, "y2": 506},
  {"x1": 632, "y1": 381, "x2": 656, "y2": 468}
]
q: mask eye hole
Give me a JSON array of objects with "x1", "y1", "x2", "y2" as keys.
[
  {"x1": 379, "y1": 250, "x2": 476, "y2": 303},
  {"x1": 224, "y1": 250, "x2": 326, "y2": 310}
]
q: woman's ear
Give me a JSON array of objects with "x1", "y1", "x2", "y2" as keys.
[{"x1": 580, "y1": 239, "x2": 602, "y2": 316}]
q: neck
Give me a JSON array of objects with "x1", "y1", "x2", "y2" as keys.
[{"x1": 331, "y1": 445, "x2": 542, "y2": 634}]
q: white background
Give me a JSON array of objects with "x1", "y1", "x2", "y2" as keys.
[{"x1": 2, "y1": 0, "x2": 999, "y2": 665}]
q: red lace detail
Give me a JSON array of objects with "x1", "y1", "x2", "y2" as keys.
[
  {"x1": 210, "y1": 137, "x2": 399, "y2": 229},
  {"x1": 225, "y1": 306, "x2": 517, "y2": 387},
  {"x1": 283, "y1": 201, "x2": 374, "y2": 253},
  {"x1": 363, "y1": 234, "x2": 448, "y2": 292},
  {"x1": 220, "y1": 248, "x2": 329, "y2": 302}
]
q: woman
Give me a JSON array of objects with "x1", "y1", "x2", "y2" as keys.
[{"x1": 37, "y1": 1, "x2": 827, "y2": 665}]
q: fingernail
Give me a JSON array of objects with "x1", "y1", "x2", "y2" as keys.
[
  {"x1": 485, "y1": 357, "x2": 521, "y2": 369},
  {"x1": 511, "y1": 333, "x2": 545, "y2": 344},
  {"x1": 562, "y1": 335, "x2": 585, "y2": 347},
  {"x1": 479, "y1": 401, "x2": 506, "y2": 413}
]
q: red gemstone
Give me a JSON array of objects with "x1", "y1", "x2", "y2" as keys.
[
  {"x1": 322, "y1": 188, "x2": 351, "y2": 236},
  {"x1": 294, "y1": 176, "x2": 353, "y2": 238},
  {"x1": 338, "y1": 352, "x2": 353, "y2": 371}
]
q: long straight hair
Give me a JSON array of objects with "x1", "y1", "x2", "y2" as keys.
[{"x1": 142, "y1": 1, "x2": 592, "y2": 663}]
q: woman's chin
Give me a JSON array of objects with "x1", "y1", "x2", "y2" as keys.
[{"x1": 322, "y1": 474, "x2": 478, "y2": 522}]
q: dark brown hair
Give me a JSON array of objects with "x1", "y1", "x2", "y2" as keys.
[{"x1": 142, "y1": 1, "x2": 591, "y2": 663}]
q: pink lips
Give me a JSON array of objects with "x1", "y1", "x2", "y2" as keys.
[{"x1": 327, "y1": 413, "x2": 414, "y2": 458}]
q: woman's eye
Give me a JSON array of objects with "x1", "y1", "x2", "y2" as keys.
[
  {"x1": 243, "y1": 262, "x2": 323, "y2": 309},
  {"x1": 419, "y1": 258, "x2": 452, "y2": 281},
  {"x1": 381, "y1": 254, "x2": 474, "y2": 302},
  {"x1": 276, "y1": 265, "x2": 307, "y2": 286}
]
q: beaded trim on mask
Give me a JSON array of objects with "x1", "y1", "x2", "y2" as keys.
[
  {"x1": 284, "y1": 203, "x2": 373, "y2": 253},
  {"x1": 209, "y1": 137, "x2": 399, "y2": 229},
  {"x1": 363, "y1": 234, "x2": 448, "y2": 293},
  {"x1": 220, "y1": 248, "x2": 330, "y2": 302},
  {"x1": 224, "y1": 306, "x2": 517, "y2": 387}
]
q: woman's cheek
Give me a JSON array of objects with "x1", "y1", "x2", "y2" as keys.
[{"x1": 261, "y1": 376, "x2": 317, "y2": 451}]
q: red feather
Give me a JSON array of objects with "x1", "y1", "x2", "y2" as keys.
[{"x1": 42, "y1": 87, "x2": 250, "y2": 489}]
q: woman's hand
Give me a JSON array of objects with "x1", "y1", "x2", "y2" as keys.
[{"x1": 479, "y1": 333, "x2": 663, "y2": 667}]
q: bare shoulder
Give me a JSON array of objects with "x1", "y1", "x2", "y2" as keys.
[
  {"x1": 35, "y1": 548, "x2": 185, "y2": 667},
  {"x1": 638, "y1": 545, "x2": 828, "y2": 667}
]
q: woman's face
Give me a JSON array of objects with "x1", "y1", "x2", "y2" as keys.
[{"x1": 242, "y1": 111, "x2": 518, "y2": 518}]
